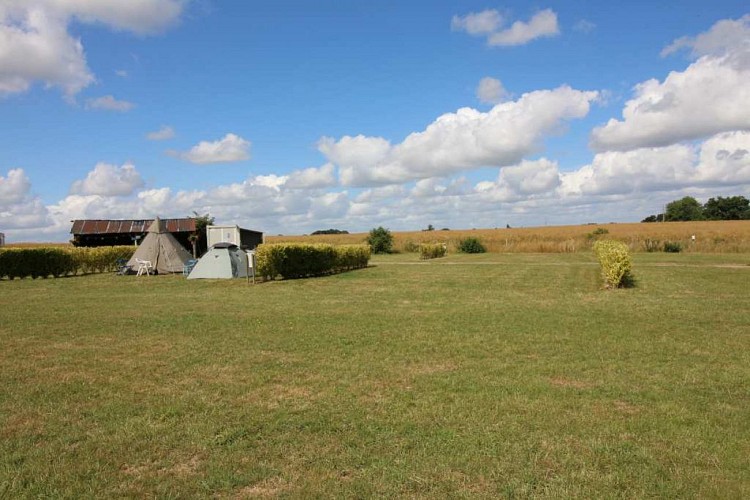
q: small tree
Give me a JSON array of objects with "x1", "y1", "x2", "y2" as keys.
[
  {"x1": 188, "y1": 211, "x2": 215, "y2": 257},
  {"x1": 665, "y1": 197, "x2": 703, "y2": 221},
  {"x1": 366, "y1": 226, "x2": 394, "y2": 254}
]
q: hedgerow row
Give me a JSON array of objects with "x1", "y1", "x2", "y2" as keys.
[
  {"x1": 0, "y1": 246, "x2": 135, "y2": 279},
  {"x1": 255, "y1": 243, "x2": 370, "y2": 280}
]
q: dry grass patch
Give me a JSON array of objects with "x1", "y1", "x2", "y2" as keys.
[
  {"x1": 233, "y1": 477, "x2": 289, "y2": 498},
  {"x1": 548, "y1": 377, "x2": 596, "y2": 390}
]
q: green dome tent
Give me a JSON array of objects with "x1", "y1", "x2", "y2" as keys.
[{"x1": 187, "y1": 243, "x2": 249, "y2": 279}]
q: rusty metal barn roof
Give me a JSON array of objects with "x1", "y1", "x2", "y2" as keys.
[{"x1": 70, "y1": 218, "x2": 196, "y2": 235}]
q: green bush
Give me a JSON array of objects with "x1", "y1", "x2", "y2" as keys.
[
  {"x1": 593, "y1": 240, "x2": 634, "y2": 288},
  {"x1": 255, "y1": 243, "x2": 369, "y2": 280},
  {"x1": 587, "y1": 227, "x2": 609, "y2": 241},
  {"x1": 366, "y1": 226, "x2": 394, "y2": 254},
  {"x1": 663, "y1": 241, "x2": 682, "y2": 253},
  {"x1": 419, "y1": 243, "x2": 447, "y2": 260},
  {"x1": 458, "y1": 237, "x2": 486, "y2": 254}
]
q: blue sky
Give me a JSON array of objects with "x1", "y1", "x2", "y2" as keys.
[{"x1": 1, "y1": 1, "x2": 749, "y2": 241}]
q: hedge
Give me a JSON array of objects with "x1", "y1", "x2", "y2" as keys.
[
  {"x1": 419, "y1": 243, "x2": 447, "y2": 260},
  {"x1": 0, "y1": 246, "x2": 136, "y2": 280},
  {"x1": 255, "y1": 243, "x2": 370, "y2": 280},
  {"x1": 593, "y1": 240, "x2": 633, "y2": 288}
]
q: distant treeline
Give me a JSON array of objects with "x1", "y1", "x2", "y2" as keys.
[
  {"x1": 311, "y1": 229, "x2": 349, "y2": 235},
  {"x1": 643, "y1": 195, "x2": 750, "y2": 222}
]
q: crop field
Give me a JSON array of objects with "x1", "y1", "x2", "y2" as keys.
[
  {"x1": 1, "y1": 252, "x2": 749, "y2": 497},
  {"x1": 268, "y1": 220, "x2": 750, "y2": 253}
]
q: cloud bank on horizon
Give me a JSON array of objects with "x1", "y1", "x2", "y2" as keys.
[{"x1": 1, "y1": 2, "x2": 749, "y2": 241}]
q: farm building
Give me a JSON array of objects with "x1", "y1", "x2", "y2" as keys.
[{"x1": 70, "y1": 218, "x2": 196, "y2": 249}]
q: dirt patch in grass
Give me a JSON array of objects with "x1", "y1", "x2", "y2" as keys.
[
  {"x1": 162, "y1": 455, "x2": 203, "y2": 476},
  {"x1": 613, "y1": 400, "x2": 641, "y2": 415},
  {"x1": 240, "y1": 383, "x2": 319, "y2": 410},
  {"x1": 1, "y1": 412, "x2": 45, "y2": 439},
  {"x1": 233, "y1": 477, "x2": 288, "y2": 498},
  {"x1": 548, "y1": 377, "x2": 595, "y2": 389},
  {"x1": 404, "y1": 361, "x2": 459, "y2": 377},
  {"x1": 121, "y1": 454, "x2": 203, "y2": 479}
]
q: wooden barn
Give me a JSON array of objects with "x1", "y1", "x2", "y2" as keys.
[{"x1": 70, "y1": 218, "x2": 196, "y2": 249}]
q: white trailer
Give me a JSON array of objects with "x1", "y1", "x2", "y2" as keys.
[{"x1": 206, "y1": 225, "x2": 263, "y2": 250}]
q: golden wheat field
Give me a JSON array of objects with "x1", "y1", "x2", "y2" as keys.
[
  {"x1": 267, "y1": 220, "x2": 750, "y2": 253},
  {"x1": 6, "y1": 220, "x2": 750, "y2": 253}
]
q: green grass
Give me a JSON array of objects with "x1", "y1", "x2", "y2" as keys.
[{"x1": 1, "y1": 253, "x2": 749, "y2": 498}]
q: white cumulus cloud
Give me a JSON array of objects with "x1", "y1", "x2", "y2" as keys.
[
  {"x1": 453, "y1": 8, "x2": 559, "y2": 47},
  {"x1": 451, "y1": 9, "x2": 502, "y2": 35},
  {"x1": 320, "y1": 85, "x2": 598, "y2": 186},
  {"x1": 285, "y1": 163, "x2": 337, "y2": 190},
  {"x1": 172, "y1": 133, "x2": 251, "y2": 164},
  {"x1": 476, "y1": 77, "x2": 509, "y2": 104},
  {"x1": 591, "y1": 15, "x2": 750, "y2": 152},
  {"x1": 475, "y1": 158, "x2": 561, "y2": 202},
  {"x1": 147, "y1": 125, "x2": 176, "y2": 141},
  {"x1": 488, "y1": 9, "x2": 560, "y2": 47},
  {"x1": 85, "y1": 95, "x2": 134, "y2": 112},
  {"x1": 70, "y1": 162, "x2": 145, "y2": 196},
  {"x1": 0, "y1": 168, "x2": 50, "y2": 230},
  {"x1": 563, "y1": 131, "x2": 750, "y2": 197},
  {"x1": 661, "y1": 14, "x2": 750, "y2": 60},
  {"x1": 0, "y1": 168, "x2": 32, "y2": 205},
  {"x1": 0, "y1": 0, "x2": 185, "y2": 98}
]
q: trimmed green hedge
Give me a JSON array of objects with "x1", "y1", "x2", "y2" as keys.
[
  {"x1": 255, "y1": 243, "x2": 370, "y2": 280},
  {"x1": 70, "y1": 246, "x2": 136, "y2": 274},
  {"x1": 593, "y1": 240, "x2": 633, "y2": 288},
  {"x1": 419, "y1": 243, "x2": 447, "y2": 260},
  {"x1": 0, "y1": 246, "x2": 136, "y2": 280}
]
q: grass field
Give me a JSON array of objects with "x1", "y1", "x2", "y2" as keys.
[{"x1": 1, "y1": 252, "x2": 749, "y2": 497}]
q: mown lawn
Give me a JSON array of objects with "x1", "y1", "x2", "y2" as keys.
[{"x1": 1, "y1": 253, "x2": 749, "y2": 498}]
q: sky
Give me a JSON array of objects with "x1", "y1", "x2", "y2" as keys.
[{"x1": 1, "y1": 0, "x2": 749, "y2": 241}]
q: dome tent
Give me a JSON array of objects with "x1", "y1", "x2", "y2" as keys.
[
  {"x1": 126, "y1": 217, "x2": 192, "y2": 274},
  {"x1": 187, "y1": 242, "x2": 249, "y2": 279}
]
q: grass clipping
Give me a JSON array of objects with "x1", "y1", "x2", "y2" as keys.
[{"x1": 593, "y1": 240, "x2": 634, "y2": 288}]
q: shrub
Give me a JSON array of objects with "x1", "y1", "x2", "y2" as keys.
[
  {"x1": 402, "y1": 241, "x2": 420, "y2": 253},
  {"x1": 593, "y1": 240, "x2": 634, "y2": 288},
  {"x1": 643, "y1": 239, "x2": 661, "y2": 252},
  {"x1": 663, "y1": 241, "x2": 682, "y2": 253},
  {"x1": 587, "y1": 227, "x2": 609, "y2": 240},
  {"x1": 255, "y1": 243, "x2": 369, "y2": 280},
  {"x1": 419, "y1": 243, "x2": 447, "y2": 260},
  {"x1": 366, "y1": 226, "x2": 394, "y2": 254},
  {"x1": 458, "y1": 237, "x2": 486, "y2": 253}
]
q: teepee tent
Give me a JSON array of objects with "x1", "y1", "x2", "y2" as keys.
[
  {"x1": 187, "y1": 243, "x2": 249, "y2": 279},
  {"x1": 127, "y1": 217, "x2": 192, "y2": 274}
]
